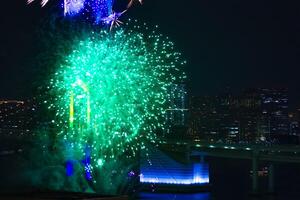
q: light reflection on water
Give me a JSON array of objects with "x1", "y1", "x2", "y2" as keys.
[{"x1": 138, "y1": 192, "x2": 211, "y2": 200}]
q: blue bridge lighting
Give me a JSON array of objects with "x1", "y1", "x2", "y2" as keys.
[{"x1": 140, "y1": 148, "x2": 209, "y2": 185}]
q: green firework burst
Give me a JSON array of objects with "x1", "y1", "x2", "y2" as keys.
[{"x1": 49, "y1": 27, "x2": 186, "y2": 172}]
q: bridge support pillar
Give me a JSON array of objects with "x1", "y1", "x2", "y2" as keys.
[
  {"x1": 268, "y1": 163, "x2": 275, "y2": 194},
  {"x1": 251, "y1": 150, "x2": 259, "y2": 194}
]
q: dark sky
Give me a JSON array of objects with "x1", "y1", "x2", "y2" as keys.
[{"x1": 0, "y1": 0, "x2": 300, "y2": 107}]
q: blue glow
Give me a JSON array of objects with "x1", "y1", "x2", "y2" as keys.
[
  {"x1": 90, "y1": 0, "x2": 114, "y2": 24},
  {"x1": 140, "y1": 163, "x2": 209, "y2": 185},
  {"x1": 140, "y1": 148, "x2": 209, "y2": 185},
  {"x1": 139, "y1": 192, "x2": 211, "y2": 200},
  {"x1": 66, "y1": 160, "x2": 74, "y2": 176},
  {"x1": 62, "y1": 0, "x2": 115, "y2": 23},
  {"x1": 81, "y1": 146, "x2": 93, "y2": 181}
]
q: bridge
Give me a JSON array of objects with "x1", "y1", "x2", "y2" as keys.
[{"x1": 154, "y1": 139, "x2": 300, "y2": 194}]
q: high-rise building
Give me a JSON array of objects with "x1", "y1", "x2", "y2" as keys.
[
  {"x1": 218, "y1": 93, "x2": 240, "y2": 143},
  {"x1": 289, "y1": 109, "x2": 300, "y2": 136},
  {"x1": 239, "y1": 89, "x2": 262, "y2": 142},
  {"x1": 190, "y1": 93, "x2": 241, "y2": 142},
  {"x1": 190, "y1": 96, "x2": 220, "y2": 140},
  {"x1": 165, "y1": 84, "x2": 188, "y2": 136},
  {"x1": 259, "y1": 88, "x2": 289, "y2": 138}
]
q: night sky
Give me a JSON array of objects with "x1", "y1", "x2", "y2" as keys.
[{"x1": 0, "y1": 0, "x2": 300, "y2": 107}]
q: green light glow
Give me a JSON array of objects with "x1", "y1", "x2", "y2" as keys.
[
  {"x1": 97, "y1": 159, "x2": 104, "y2": 167},
  {"x1": 49, "y1": 27, "x2": 186, "y2": 181}
]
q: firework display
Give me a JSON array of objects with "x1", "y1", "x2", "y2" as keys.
[
  {"x1": 101, "y1": 10, "x2": 127, "y2": 31},
  {"x1": 27, "y1": 0, "x2": 142, "y2": 28},
  {"x1": 64, "y1": 0, "x2": 86, "y2": 16},
  {"x1": 26, "y1": 0, "x2": 187, "y2": 192},
  {"x1": 47, "y1": 26, "x2": 186, "y2": 183}
]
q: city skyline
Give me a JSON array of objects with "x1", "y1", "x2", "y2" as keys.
[{"x1": 1, "y1": 0, "x2": 300, "y2": 107}]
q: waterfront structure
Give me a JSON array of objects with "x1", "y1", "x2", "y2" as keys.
[{"x1": 140, "y1": 147, "x2": 209, "y2": 185}]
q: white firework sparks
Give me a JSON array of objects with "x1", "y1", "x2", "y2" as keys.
[{"x1": 27, "y1": 0, "x2": 49, "y2": 7}]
